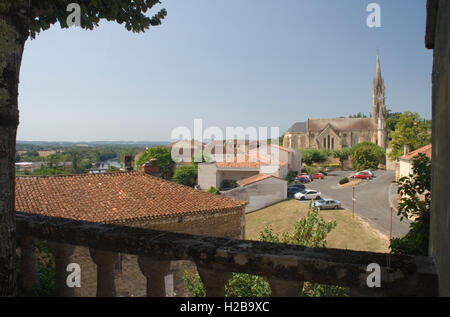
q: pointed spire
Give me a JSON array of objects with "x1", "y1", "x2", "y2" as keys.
[{"x1": 376, "y1": 54, "x2": 381, "y2": 78}]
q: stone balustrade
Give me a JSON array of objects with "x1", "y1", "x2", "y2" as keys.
[{"x1": 16, "y1": 212, "x2": 438, "y2": 297}]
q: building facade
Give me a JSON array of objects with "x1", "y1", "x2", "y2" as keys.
[{"x1": 283, "y1": 56, "x2": 388, "y2": 150}]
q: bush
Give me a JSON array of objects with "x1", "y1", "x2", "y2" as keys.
[
  {"x1": 184, "y1": 202, "x2": 348, "y2": 297},
  {"x1": 206, "y1": 186, "x2": 220, "y2": 195},
  {"x1": 339, "y1": 177, "x2": 349, "y2": 185},
  {"x1": 301, "y1": 149, "x2": 328, "y2": 165},
  {"x1": 173, "y1": 165, "x2": 198, "y2": 187},
  {"x1": 349, "y1": 142, "x2": 386, "y2": 171}
]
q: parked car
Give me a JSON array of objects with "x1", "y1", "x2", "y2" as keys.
[
  {"x1": 353, "y1": 171, "x2": 372, "y2": 180},
  {"x1": 294, "y1": 189, "x2": 322, "y2": 200},
  {"x1": 294, "y1": 175, "x2": 310, "y2": 184},
  {"x1": 312, "y1": 173, "x2": 325, "y2": 180},
  {"x1": 287, "y1": 184, "x2": 306, "y2": 198},
  {"x1": 361, "y1": 170, "x2": 375, "y2": 177},
  {"x1": 313, "y1": 199, "x2": 341, "y2": 210}
]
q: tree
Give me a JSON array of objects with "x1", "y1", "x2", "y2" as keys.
[
  {"x1": 390, "y1": 154, "x2": 431, "y2": 256},
  {"x1": 136, "y1": 147, "x2": 175, "y2": 179},
  {"x1": 173, "y1": 165, "x2": 198, "y2": 188},
  {"x1": 0, "y1": 0, "x2": 166, "y2": 295},
  {"x1": 184, "y1": 202, "x2": 348, "y2": 297},
  {"x1": 385, "y1": 109, "x2": 402, "y2": 137},
  {"x1": 300, "y1": 149, "x2": 328, "y2": 165},
  {"x1": 388, "y1": 112, "x2": 431, "y2": 161},
  {"x1": 349, "y1": 112, "x2": 368, "y2": 118},
  {"x1": 349, "y1": 141, "x2": 386, "y2": 171},
  {"x1": 332, "y1": 148, "x2": 350, "y2": 170}
]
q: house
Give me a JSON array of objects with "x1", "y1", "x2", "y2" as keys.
[
  {"x1": 15, "y1": 168, "x2": 246, "y2": 297},
  {"x1": 165, "y1": 139, "x2": 205, "y2": 165},
  {"x1": 396, "y1": 144, "x2": 432, "y2": 181},
  {"x1": 222, "y1": 174, "x2": 288, "y2": 213},
  {"x1": 198, "y1": 142, "x2": 301, "y2": 191}
]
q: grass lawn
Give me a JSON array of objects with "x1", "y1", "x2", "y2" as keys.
[{"x1": 245, "y1": 200, "x2": 389, "y2": 253}]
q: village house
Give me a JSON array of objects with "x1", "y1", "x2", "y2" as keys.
[
  {"x1": 15, "y1": 165, "x2": 246, "y2": 297},
  {"x1": 396, "y1": 144, "x2": 432, "y2": 181}
]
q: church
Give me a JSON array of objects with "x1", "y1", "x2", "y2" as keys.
[{"x1": 283, "y1": 56, "x2": 388, "y2": 150}]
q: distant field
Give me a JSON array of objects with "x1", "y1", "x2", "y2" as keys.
[{"x1": 245, "y1": 200, "x2": 389, "y2": 253}]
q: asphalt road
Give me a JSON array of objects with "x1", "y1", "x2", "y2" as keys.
[{"x1": 301, "y1": 170, "x2": 410, "y2": 238}]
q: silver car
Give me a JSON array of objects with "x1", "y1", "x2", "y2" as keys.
[{"x1": 313, "y1": 199, "x2": 341, "y2": 210}]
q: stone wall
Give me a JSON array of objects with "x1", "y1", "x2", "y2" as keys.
[{"x1": 64, "y1": 206, "x2": 245, "y2": 297}]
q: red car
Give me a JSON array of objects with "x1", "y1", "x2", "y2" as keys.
[
  {"x1": 353, "y1": 171, "x2": 372, "y2": 180},
  {"x1": 312, "y1": 173, "x2": 325, "y2": 180}
]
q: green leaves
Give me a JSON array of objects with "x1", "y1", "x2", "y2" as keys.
[
  {"x1": 388, "y1": 111, "x2": 431, "y2": 161},
  {"x1": 172, "y1": 165, "x2": 198, "y2": 187},
  {"x1": 390, "y1": 154, "x2": 431, "y2": 256},
  {"x1": 21, "y1": 0, "x2": 167, "y2": 39},
  {"x1": 349, "y1": 141, "x2": 385, "y2": 171}
]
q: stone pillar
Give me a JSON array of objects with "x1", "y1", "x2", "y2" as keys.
[
  {"x1": 268, "y1": 278, "x2": 304, "y2": 297},
  {"x1": 48, "y1": 242, "x2": 76, "y2": 297},
  {"x1": 427, "y1": 0, "x2": 450, "y2": 297},
  {"x1": 19, "y1": 237, "x2": 40, "y2": 296},
  {"x1": 197, "y1": 267, "x2": 231, "y2": 297},
  {"x1": 138, "y1": 257, "x2": 171, "y2": 297},
  {"x1": 89, "y1": 249, "x2": 118, "y2": 297}
]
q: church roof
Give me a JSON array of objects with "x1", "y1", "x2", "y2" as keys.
[
  {"x1": 308, "y1": 118, "x2": 376, "y2": 132},
  {"x1": 287, "y1": 122, "x2": 307, "y2": 133}
]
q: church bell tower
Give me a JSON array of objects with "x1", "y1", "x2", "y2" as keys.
[{"x1": 372, "y1": 55, "x2": 387, "y2": 148}]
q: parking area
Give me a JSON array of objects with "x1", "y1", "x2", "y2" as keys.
[{"x1": 292, "y1": 169, "x2": 410, "y2": 238}]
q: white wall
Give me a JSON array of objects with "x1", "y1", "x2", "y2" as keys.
[{"x1": 222, "y1": 177, "x2": 287, "y2": 213}]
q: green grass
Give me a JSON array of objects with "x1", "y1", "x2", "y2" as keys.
[{"x1": 245, "y1": 200, "x2": 389, "y2": 253}]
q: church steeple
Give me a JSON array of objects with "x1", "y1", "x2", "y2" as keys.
[{"x1": 371, "y1": 54, "x2": 387, "y2": 148}]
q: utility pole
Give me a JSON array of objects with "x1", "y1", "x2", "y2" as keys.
[{"x1": 352, "y1": 187, "x2": 355, "y2": 218}]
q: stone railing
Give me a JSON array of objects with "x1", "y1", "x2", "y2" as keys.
[{"x1": 16, "y1": 212, "x2": 438, "y2": 297}]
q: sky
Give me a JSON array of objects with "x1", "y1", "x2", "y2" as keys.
[{"x1": 18, "y1": 0, "x2": 433, "y2": 142}]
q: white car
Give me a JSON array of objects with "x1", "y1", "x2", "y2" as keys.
[{"x1": 294, "y1": 190, "x2": 322, "y2": 201}]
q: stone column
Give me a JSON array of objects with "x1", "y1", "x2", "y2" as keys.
[
  {"x1": 268, "y1": 278, "x2": 304, "y2": 297},
  {"x1": 197, "y1": 267, "x2": 231, "y2": 297},
  {"x1": 89, "y1": 249, "x2": 118, "y2": 297},
  {"x1": 19, "y1": 237, "x2": 40, "y2": 296},
  {"x1": 138, "y1": 257, "x2": 171, "y2": 297},
  {"x1": 48, "y1": 242, "x2": 76, "y2": 297}
]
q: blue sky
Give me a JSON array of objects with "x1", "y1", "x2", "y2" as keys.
[{"x1": 18, "y1": 0, "x2": 432, "y2": 142}]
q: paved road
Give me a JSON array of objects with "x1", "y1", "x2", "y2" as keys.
[{"x1": 301, "y1": 170, "x2": 410, "y2": 238}]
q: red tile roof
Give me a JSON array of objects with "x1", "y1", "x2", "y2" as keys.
[
  {"x1": 400, "y1": 144, "x2": 432, "y2": 160},
  {"x1": 237, "y1": 174, "x2": 276, "y2": 187},
  {"x1": 15, "y1": 172, "x2": 246, "y2": 224}
]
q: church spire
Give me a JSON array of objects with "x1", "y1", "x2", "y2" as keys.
[{"x1": 376, "y1": 55, "x2": 381, "y2": 79}]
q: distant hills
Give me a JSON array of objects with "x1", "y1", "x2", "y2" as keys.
[{"x1": 16, "y1": 140, "x2": 170, "y2": 148}]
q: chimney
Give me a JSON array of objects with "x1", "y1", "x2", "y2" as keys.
[
  {"x1": 124, "y1": 155, "x2": 133, "y2": 171},
  {"x1": 142, "y1": 159, "x2": 160, "y2": 177},
  {"x1": 404, "y1": 144, "x2": 410, "y2": 156}
]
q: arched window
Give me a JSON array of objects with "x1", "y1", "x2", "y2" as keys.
[
  {"x1": 332, "y1": 137, "x2": 335, "y2": 149},
  {"x1": 327, "y1": 135, "x2": 330, "y2": 150}
]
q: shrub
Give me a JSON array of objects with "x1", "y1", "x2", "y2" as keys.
[
  {"x1": 349, "y1": 142, "x2": 386, "y2": 171},
  {"x1": 301, "y1": 149, "x2": 328, "y2": 165},
  {"x1": 173, "y1": 165, "x2": 198, "y2": 187},
  {"x1": 206, "y1": 186, "x2": 220, "y2": 195},
  {"x1": 339, "y1": 177, "x2": 349, "y2": 185}
]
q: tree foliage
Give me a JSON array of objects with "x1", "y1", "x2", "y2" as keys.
[
  {"x1": 390, "y1": 154, "x2": 431, "y2": 256},
  {"x1": 136, "y1": 146, "x2": 175, "y2": 179},
  {"x1": 332, "y1": 148, "x2": 350, "y2": 170},
  {"x1": 388, "y1": 112, "x2": 431, "y2": 161},
  {"x1": 1, "y1": 0, "x2": 167, "y2": 39},
  {"x1": 301, "y1": 149, "x2": 328, "y2": 165},
  {"x1": 206, "y1": 186, "x2": 220, "y2": 195},
  {"x1": 184, "y1": 202, "x2": 348, "y2": 297},
  {"x1": 349, "y1": 141, "x2": 386, "y2": 171},
  {"x1": 173, "y1": 165, "x2": 198, "y2": 188}
]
